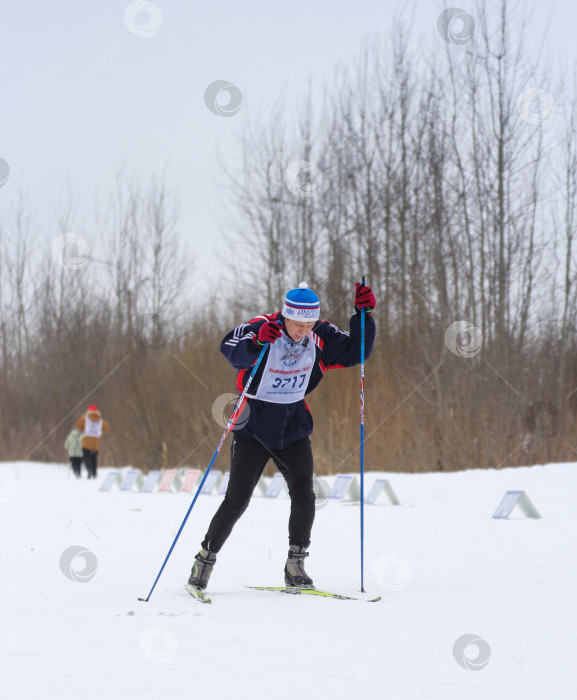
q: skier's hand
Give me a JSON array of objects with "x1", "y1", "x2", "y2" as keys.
[
  {"x1": 256, "y1": 321, "x2": 282, "y2": 345},
  {"x1": 354, "y1": 282, "x2": 376, "y2": 314}
]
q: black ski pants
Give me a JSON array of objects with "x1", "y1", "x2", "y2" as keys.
[
  {"x1": 70, "y1": 457, "x2": 82, "y2": 477},
  {"x1": 82, "y1": 449, "x2": 99, "y2": 478},
  {"x1": 202, "y1": 434, "x2": 316, "y2": 553}
]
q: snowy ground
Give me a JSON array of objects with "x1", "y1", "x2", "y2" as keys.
[{"x1": 1, "y1": 460, "x2": 576, "y2": 700}]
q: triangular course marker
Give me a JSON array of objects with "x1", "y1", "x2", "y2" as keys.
[
  {"x1": 158, "y1": 469, "x2": 182, "y2": 494},
  {"x1": 141, "y1": 470, "x2": 161, "y2": 493},
  {"x1": 492, "y1": 490, "x2": 542, "y2": 519},
  {"x1": 99, "y1": 470, "x2": 122, "y2": 492},
  {"x1": 218, "y1": 472, "x2": 230, "y2": 495},
  {"x1": 252, "y1": 475, "x2": 269, "y2": 496},
  {"x1": 120, "y1": 469, "x2": 145, "y2": 492},
  {"x1": 365, "y1": 478, "x2": 401, "y2": 505},
  {"x1": 263, "y1": 472, "x2": 287, "y2": 498},
  {"x1": 200, "y1": 470, "x2": 222, "y2": 495},
  {"x1": 329, "y1": 475, "x2": 360, "y2": 502},
  {"x1": 179, "y1": 469, "x2": 201, "y2": 493}
]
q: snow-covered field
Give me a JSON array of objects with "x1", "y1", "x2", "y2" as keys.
[{"x1": 1, "y1": 460, "x2": 576, "y2": 700}]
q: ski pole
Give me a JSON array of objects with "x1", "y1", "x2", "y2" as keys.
[
  {"x1": 138, "y1": 334, "x2": 272, "y2": 602},
  {"x1": 360, "y1": 275, "x2": 366, "y2": 593}
]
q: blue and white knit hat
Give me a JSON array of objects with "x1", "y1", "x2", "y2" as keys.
[{"x1": 282, "y1": 282, "x2": 320, "y2": 321}]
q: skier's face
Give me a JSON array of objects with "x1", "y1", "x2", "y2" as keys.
[{"x1": 284, "y1": 319, "x2": 315, "y2": 343}]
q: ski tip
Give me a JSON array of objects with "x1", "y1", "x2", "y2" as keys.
[
  {"x1": 185, "y1": 583, "x2": 212, "y2": 604},
  {"x1": 357, "y1": 591, "x2": 382, "y2": 602}
]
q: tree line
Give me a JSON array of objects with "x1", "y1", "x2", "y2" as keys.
[{"x1": 1, "y1": 0, "x2": 576, "y2": 473}]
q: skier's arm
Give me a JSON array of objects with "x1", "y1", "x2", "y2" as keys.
[
  {"x1": 220, "y1": 320, "x2": 266, "y2": 370},
  {"x1": 319, "y1": 313, "x2": 376, "y2": 368},
  {"x1": 319, "y1": 281, "x2": 376, "y2": 368}
]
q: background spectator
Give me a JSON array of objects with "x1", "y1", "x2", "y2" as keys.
[{"x1": 75, "y1": 405, "x2": 110, "y2": 479}]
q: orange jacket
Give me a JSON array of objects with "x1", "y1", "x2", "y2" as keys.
[{"x1": 75, "y1": 410, "x2": 110, "y2": 452}]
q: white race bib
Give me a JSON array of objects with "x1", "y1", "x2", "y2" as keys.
[
  {"x1": 84, "y1": 416, "x2": 103, "y2": 438},
  {"x1": 254, "y1": 332, "x2": 315, "y2": 403}
]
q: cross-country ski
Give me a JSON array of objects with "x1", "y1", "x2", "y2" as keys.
[{"x1": 246, "y1": 586, "x2": 382, "y2": 602}]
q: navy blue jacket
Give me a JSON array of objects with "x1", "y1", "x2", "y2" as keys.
[{"x1": 220, "y1": 311, "x2": 376, "y2": 449}]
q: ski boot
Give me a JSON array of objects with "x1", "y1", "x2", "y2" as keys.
[
  {"x1": 284, "y1": 545, "x2": 314, "y2": 588},
  {"x1": 187, "y1": 549, "x2": 217, "y2": 590}
]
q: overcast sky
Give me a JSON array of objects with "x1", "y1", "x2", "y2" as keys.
[{"x1": 2, "y1": 0, "x2": 576, "y2": 292}]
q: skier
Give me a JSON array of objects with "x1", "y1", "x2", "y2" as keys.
[
  {"x1": 64, "y1": 426, "x2": 83, "y2": 478},
  {"x1": 75, "y1": 405, "x2": 110, "y2": 479},
  {"x1": 187, "y1": 281, "x2": 376, "y2": 591}
]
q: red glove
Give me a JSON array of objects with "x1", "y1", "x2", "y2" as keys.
[
  {"x1": 256, "y1": 321, "x2": 282, "y2": 345},
  {"x1": 355, "y1": 282, "x2": 376, "y2": 313}
]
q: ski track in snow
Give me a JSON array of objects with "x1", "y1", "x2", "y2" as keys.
[{"x1": 1, "y1": 461, "x2": 576, "y2": 700}]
